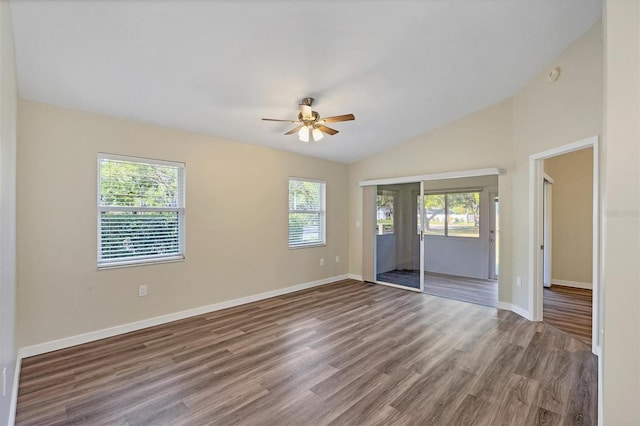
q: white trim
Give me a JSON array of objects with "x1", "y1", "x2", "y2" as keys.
[
  {"x1": 543, "y1": 179, "x2": 553, "y2": 287},
  {"x1": 348, "y1": 274, "x2": 363, "y2": 281},
  {"x1": 529, "y1": 157, "x2": 544, "y2": 320},
  {"x1": 591, "y1": 137, "x2": 600, "y2": 355},
  {"x1": 529, "y1": 136, "x2": 596, "y2": 160},
  {"x1": 97, "y1": 255, "x2": 185, "y2": 270},
  {"x1": 372, "y1": 280, "x2": 422, "y2": 293},
  {"x1": 593, "y1": 344, "x2": 601, "y2": 357},
  {"x1": 496, "y1": 301, "x2": 533, "y2": 321},
  {"x1": 528, "y1": 135, "x2": 600, "y2": 355},
  {"x1": 288, "y1": 176, "x2": 326, "y2": 184},
  {"x1": 99, "y1": 206, "x2": 185, "y2": 213},
  {"x1": 18, "y1": 274, "x2": 349, "y2": 359},
  {"x1": 550, "y1": 279, "x2": 593, "y2": 290},
  {"x1": 419, "y1": 181, "x2": 425, "y2": 292},
  {"x1": 543, "y1": 172, "x2": 555, "y2": 184},
  {"x1": 598, "y1": 347, "x2": 603, "y2": 425},
  {"x1": 359, "y1": 167, "x2": 501, "y2": 187},
  {"x1": 8, "y1": 354, "x2": 21, "y2": 426},
  {"x1": 496, "y1": 301, "x2": 511, "y2": 311},
  {"x1": 98, "y1": 152, "x2": 185, "y2": 168}
]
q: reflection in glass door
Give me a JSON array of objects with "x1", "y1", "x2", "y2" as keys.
[{"x1": 375, "y1": 182, "x2": 424, "y2": 292}]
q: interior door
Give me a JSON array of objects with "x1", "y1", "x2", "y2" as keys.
[
  {"x1": 374, "y1": 182, "x2": 424, "y2": 292},
  {"x1": 543, "y1": 178, "x2": 553, "y2": 288}
]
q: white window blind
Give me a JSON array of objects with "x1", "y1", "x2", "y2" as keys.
[
  {"x1": 289, "y1": 178, "x2": 326, "y2": 248},
  {"x1": 98, "y1": 154, "x2": 185, "y2": 267}
]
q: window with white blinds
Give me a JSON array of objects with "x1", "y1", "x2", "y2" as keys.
[
  {"x1": 98, "y1": 154, "x2": 185, "y2": 267},
  {"x1": 289, "y1": 178, "x2": 326, "y2": 248}
]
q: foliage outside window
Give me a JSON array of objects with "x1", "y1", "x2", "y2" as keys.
[
  {"x1": 376, "y1": 190, "x2": 395, "y2": 234},
  {"x1": 289, "y1": 178, "x2": 326, "y2": 248},
  {"x1": 422, "y1": 191, "x2": 480, "y2": 238},
  {"x1": 98, "y1": 154, "x2": 185, "y2": 267}
]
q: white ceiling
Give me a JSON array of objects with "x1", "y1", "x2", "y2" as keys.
[{"x1": 10, "y1": 0, "x2": 601, "y2": 163}]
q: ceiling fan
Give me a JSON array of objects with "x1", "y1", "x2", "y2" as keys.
[{"x1": 262, "y1": 97, "x2": 355, "y2": 142}]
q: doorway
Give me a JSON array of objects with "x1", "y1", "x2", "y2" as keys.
[{"x1": 529, "y1": 136, "x2": 599, "y2": 354}]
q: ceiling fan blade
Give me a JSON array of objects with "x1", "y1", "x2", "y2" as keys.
[
  {"x1": 284, "y1": 126, "x2": 304, "y2": 135},
  {"x1": 322, "y1": 114, "x2": 355, "y2": 123},
  {"x1": 317, "y1": 125, "x2": 339, "y2": 135},
  {"x1": 262, "y1": 118, "x2": 299, "y2": 123}
]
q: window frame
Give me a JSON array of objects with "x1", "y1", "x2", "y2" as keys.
[
  {"x1": 288, "y1": 177, "x2": 326, "y2": 249},
  {"x1": 376, "y1": 189, "x2": 396, "y2": 235},
  {"x1": 97, "y1": 153, "x2": 186, "y2": 268},
  {"x1": 422, "y1": 190, "x2": 481, "y2": 239}
]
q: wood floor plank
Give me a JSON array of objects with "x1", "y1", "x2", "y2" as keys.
[
  {"x1": 543, "y1": 285, "x2": 593, "y2": 344},
  {"x1": 377, "y1": 270, "x2": 498, "y2": 307},
  {"x1": 15, "y1": 279, "x2": 597, "y2": 425}
]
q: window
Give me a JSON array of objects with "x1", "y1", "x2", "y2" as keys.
[
  {"x1": 421, "y1": 191, "x2": 480, "y2": 238},
  {"x1": 289, "y1": 178, "x2": 325, "y2": 248},
  {"x1": 376, "y1": 190, "x2": 395, "y2": 234},
  {"x1": 98, "y1": 154, "x2": 185, "y2": 267}
]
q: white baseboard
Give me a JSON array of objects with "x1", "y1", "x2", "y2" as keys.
[
  {"x1": 551, "y1": 279, "x2": 592, "y2": 290},
  {"x1": 8, "y1": 352, "x2": 22, "y2": 426},
  {"x1": 19, "y1": 274, "x2": 349, "y2": 359},
  {"x1": 496, "y1": 301, "x2": 511, "y2": 311},
  {"x1": 593, "y1": 344, "x2": 601, "y2": 357},
  {"x1": 496, "y1": 301, "x2": 533, "y2": 321},
  {"x1": 347, "y1": 274, "x2": 363, "y2": 281}
]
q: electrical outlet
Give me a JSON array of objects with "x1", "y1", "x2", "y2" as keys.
[
  {"x1": 320, "y1": 258, "x2": 325, "y2": 266},
  {"x1": 516, "y1": 277, "x2": 522, "y2": 287},
  {"x1": 335, "y1": 256, "x2": 340, "y2": 263},
  {"x1": 138, "y1": 285, "x2": 148, "y2": 297}
]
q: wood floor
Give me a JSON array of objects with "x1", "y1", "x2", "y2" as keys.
[
  {"x1": 543, "y1": 285, "x2": 593, "y2": 345},
  {"x1": 376, "y1": 270, "x2": 498, "y2": 307},
  {"x1": 16, "y1": 279, "x2": 597, "y2": 425}
]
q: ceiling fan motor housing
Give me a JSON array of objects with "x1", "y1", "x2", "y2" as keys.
[{"x1": 300, "y1": 97, "x2": 314, "y2": 107}]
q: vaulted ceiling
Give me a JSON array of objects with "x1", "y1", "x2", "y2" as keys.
[{"x1": 10, "y1": 0, "x2": 601, "y2": 163}]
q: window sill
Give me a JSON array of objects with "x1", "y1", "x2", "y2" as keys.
[
  {"x1": 289, "y1": 243, "x2": 326, "y2": 250},
  {"x1": 97, "y1": 255, "x2": 185, "y2": 270}
]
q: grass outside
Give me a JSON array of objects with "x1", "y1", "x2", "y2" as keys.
[{"x1": 425, "y1": 221, "x2": 479, "y2": 238}]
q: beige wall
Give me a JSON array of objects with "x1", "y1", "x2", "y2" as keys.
[
  {"x1": 544, "y1": 148, "x2": 593, "y2": 285},
  {"x1": 510, "y1": 22, "x2": 602, "y2": 309},
  {"x1": 602, "y1": 1, "x2": 640, "y2": 423},
  {"x1": 16, "y1": 100, "x2": 349, "y2": 347},
  {"x1": 0, "y1": 0, "x2": 18, "y2": 423}
]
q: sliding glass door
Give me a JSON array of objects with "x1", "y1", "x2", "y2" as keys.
[
  {"x1": 374, "y1": 182, "x2": 425, "y2": 292},
  {"x1": 362, "y1": 169, "x2": 500, "y2": 303}
]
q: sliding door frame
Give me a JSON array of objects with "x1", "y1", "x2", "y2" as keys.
[{"x1": 361, "y1": 167, "x2": 501, "y2": 293}]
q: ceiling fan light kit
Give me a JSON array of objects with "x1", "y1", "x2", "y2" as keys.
[
  {"x1": 298, "y1": 126, "x2": 310, "y2": 143},
  {"x1": 262, "y1": 97, "x2": 355, "y2": 143},
  {"x1": 312, "y1": 128, "x2": 324, "y2": 141}
]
